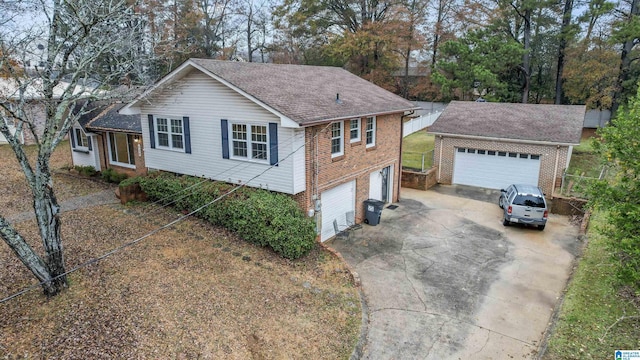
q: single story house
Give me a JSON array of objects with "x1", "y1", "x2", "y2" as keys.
[
  {"x1": 70, "y1": 102, "x2": 146, "y2": 177},
  {"x1": 428, "y1": 101, "x2": 585, "y2": 195},
  {"x1": 120, "y1": 59, "x2": 417, "y2": 241}
]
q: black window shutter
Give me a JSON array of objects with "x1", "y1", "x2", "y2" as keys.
[
  {"x1": 269, "y1": 122, "x2": 278, "y2": 166},
  {"x1": 183, "y1": 116, "x2": 191, "y2": 154},
  {"x1": 221, "y1": 119, "x2": 229, "y2": 159},
  {"x1": 87, "y1": 136, "x2": 92, "y2": 151},
  {"x1": 147, "y1": 114, "x2": 155, "y2": 149},
  {"x1": 70, "y1": 128, "x2": 76, "y2": 148}
]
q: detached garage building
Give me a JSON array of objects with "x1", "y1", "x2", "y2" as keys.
[{"x1": 429, "y1": 101, "x2": 585, "y2": 195}]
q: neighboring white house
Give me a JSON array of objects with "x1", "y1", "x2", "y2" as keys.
[{"x1": 0, "y1": 77, "x2": 93, "y2": 145}]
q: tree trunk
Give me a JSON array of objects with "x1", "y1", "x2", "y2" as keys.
[
  {"x1": 431, "y1": 0, "x2": 445, "y2": 68},
  {"x1": 555, "y1": 0, "x2": 573, "y2": 104},
  {"x1": 611, "y1": 0, "x2": 639, "y2": 117},
  {"x1": 521, "y1": 8, "x2": 531, "y2": 103},
  {"x1": 247, "y1": 4, "x2": 254, "y2": 62},
  {"x1": 33, "y1": 182, "x2": 67, "y2": 295},
  {"x1": 403, "y1": 45, "x2": 411, "y2": 99},
  {"x1": 0, "y1": 217, "x2": 58, "y2": 295}
]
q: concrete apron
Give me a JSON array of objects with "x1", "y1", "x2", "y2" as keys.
[{"x1": 329, "y1": 186, "x2": 580, "y2": 360}]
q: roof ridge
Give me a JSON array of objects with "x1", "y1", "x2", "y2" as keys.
[{"x1": 85, "y1": 103, "x2": 116, "y2": 128}]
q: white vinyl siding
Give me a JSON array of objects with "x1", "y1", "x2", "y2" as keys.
[
  {"x1": 70, "y1": 134, "x2": 100, "y2": 171},
  {"x1": 141, "y1": 71, "x2": 305, "y2": 194}
]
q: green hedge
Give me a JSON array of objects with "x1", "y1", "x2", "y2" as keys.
[{"x1": 138, "y1": 173, "x2": 316, "y2": 259}]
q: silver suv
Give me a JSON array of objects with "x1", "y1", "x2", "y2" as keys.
[{"x1": 499, "y1": 184, "x2": 548, "y2": 231}]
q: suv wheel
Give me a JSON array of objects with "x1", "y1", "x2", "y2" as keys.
[
  {"x1": 538, "y1": 224, "x2": 545, "y2": 231},
  {"x1": 498, "y1": 196, "x2": 504, "y2": 209},
  {"x1": 502, "y1": 217, "x2": 509, "y2": 226}
]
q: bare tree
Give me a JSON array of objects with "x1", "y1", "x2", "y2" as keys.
[
  {"x1": 236, "y1": 0, "x2": 270, "y2": 62},
  {"x1": 396, "y1": 0, "x2": 429, "y2": 98},
  {"x1": 0, "y1": 0, "x2": 146, "y2": 297}
]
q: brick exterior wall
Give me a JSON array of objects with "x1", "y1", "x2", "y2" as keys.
[
  {"x1": 21, "y1": 102, "x2": 47, "y2": 145},
  {"x1": 296, "y1": 113, "x2": 403, "y2": 224},
  {"x1": 433, "y1": 135, "x2": 569, "y2": 195},
  {"x1": 401, "y1": 167, "x2": 438, "y2": 191},
  {"x1": 95, "y1": 132, "x2": 147, "y2": 177}
]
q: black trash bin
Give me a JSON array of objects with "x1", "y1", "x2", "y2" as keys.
[{"x1": 364, "y1": 199, "x2": 385, "y2": 226}]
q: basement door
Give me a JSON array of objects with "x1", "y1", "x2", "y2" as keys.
[{"x1": 369, "y1": 165, "x2": 393, "y2": 202}]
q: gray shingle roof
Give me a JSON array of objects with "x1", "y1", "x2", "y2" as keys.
[
  {"x1": 76, "y1": 100, "x2": 109, "y2": 128},
  {"x1": 77, "y1": 102, "x2": 141, "y2": 133},
  {"x1": 428, "y1": 101, "x2": 585, "y2": 144},
  {"x1": 189, "y1": 59, "x2": 417, "y2": 125},
  {"x1": 87, "y1": 103, "x2": 141, "y2": 133}
]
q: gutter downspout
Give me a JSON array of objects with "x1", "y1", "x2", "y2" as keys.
[
  {"x1": 437, "y1": 135, "x2": 443, "y2": 183},
  {"x1": 552, "y1": 145, "x2": 560, "y2": 196},
  {"x1": 399, "y1": 110, "x2": 415, "y2": 201}
]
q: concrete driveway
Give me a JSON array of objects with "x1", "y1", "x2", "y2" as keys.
[{"x1": 329, "y1": 185, "x2": 581, "y2": 359}]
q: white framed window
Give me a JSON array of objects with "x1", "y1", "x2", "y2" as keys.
[
  {"x1": 108, "y1": 132, "x2": 136, "y2": 168},
  {"x1": 365, "y1": 116, "x2": 376, "y2": 148},
  {"x1": 349, "y1": 118, "x2": 360, "y2": 143},
  {"x1": 230, "y1": 123, "x2": 269, "y2": 162},
  {"x1": 331, "y1": 121, "x2": 343, "y2": 157},
  {"x1": 251, "y1": 125, "x2": 268, "y2": 160},
  {"x1": 232, "y1": 124, "x2": 247, "y2": 157},
  {"x1": 155, "y1": 116, "x2": 184, "y2": 151},
  {"x1": 75, "y1": 128, "x2": 89, "y2": 149}
]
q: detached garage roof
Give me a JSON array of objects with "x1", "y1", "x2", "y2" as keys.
[{"x1": 429, "y1": 101, "x2": 585, "y2": 144}]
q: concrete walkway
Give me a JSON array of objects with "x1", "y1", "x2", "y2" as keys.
[
  {"x1": 6, "y1": 189, "x2": 119, "y2": 223},
  {"x1": 330, "y1": 186, "x2": 581, "y2": 359}
]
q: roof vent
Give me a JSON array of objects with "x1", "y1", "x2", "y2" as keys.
[{"x1": 336, "y1": 93, "x2": 343, "y2": 105}]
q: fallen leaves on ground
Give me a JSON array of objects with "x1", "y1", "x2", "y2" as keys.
[{"x1": 0, "y1": 143, "x2": 361, "y2": 359}]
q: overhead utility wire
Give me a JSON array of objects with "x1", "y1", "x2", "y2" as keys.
[{"x1": 0, "y1": 122, "x2": 332, "y2": 304}]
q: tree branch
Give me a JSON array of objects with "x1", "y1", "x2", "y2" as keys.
[{"x1": 600, "y1": 315, "x2": 640, "y2": 342}]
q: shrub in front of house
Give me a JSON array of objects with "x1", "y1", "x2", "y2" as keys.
[
  {"x1": 74, "y1": 165, "x2": 97, "y2": 177},
  {"x1": 138, "y1": 173, "x2": 316, "y2": 259},
  {"x1": 101, "y1": 168, "x2": 129, "y2": 184}
]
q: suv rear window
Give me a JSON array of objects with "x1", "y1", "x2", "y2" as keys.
[{"x1": 513, "y1": 195, "x2": 546, "y2": 208}]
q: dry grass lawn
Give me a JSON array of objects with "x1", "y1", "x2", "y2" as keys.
[{"x1": 0, "y1": 143, "x2": 361, "y2": 359}]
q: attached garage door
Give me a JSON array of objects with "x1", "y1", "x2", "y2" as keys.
[
  {"x1": 453, "y1": 148, "x2": 541, "y2": 189},
  {"x1": 320, "y1": 180, "x2": 355, "y2": 242}
]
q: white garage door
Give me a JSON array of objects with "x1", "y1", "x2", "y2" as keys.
[
  {"x1": 320, "y1": 180, "x2": 355, "y2": 242},
  {"x1": 453, "y1": 148, "x2": 541, "y2": 190}
]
